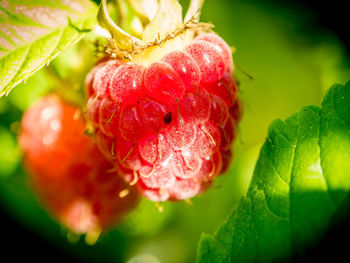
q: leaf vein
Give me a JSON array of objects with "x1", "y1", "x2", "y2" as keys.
[
  {"x1": 5, "y1": 28, "x2": 64, "y2": 93},
  {"x1": 261, "y1": 189, "x2": 288, "y2": 220},
  {"x1": 288, "y1": 111, "x2": 300, "y2": 255}
]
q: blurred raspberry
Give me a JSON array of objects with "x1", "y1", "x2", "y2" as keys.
[{"x1": 19, "y1": 95, "x2": 139, "y2": 236}]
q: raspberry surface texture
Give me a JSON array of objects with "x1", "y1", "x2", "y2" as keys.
[
  {"x1": 86, "y1": 32, "x2": 241, "y2": 202},
  {"x1": 19, "y1": 96, "x2": 139, "y2": 235}
]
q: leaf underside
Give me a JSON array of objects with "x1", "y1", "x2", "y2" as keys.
[
  {"x1": 0, "y1": 0, "x2": 97, "y2": 96},
  {"x1": 197, "y1": 81, "x2": 350, "y2": 263}
]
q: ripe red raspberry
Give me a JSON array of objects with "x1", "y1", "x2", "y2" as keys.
[
  {"x1": 19, "y1": 96, "x2": 139, "y2": 236},
  {"x1": 86, "y1": 32, "x2": 241, "y2": 202},
  {"x1": 85, "y1": 0, "x2": 242, "y2": 202}
]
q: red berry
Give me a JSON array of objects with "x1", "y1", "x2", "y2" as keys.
[
  {"x1": 137, "y1": 181, "x2": 170, "y2": 202},
  {"x1": 140, "y1": 163, "x2": 176, "y2": 189},
  {"x1": 116, "y1": 137, "x2": 142, "y2": 170},
  {"x1": 110, "y1": 63, "x2": 146, "y2": 105},
  {"x1": 19, "y1": 96, "x2": 139, "y2": 234},
  {"x1": 196, "y1": 33, "x2": 233, "y2": 73},
  {"x1": 221, "y1": 116, "x2": 236, "y2": 150},
  {"x1": 209, "y1": 94, "x2": 229, "y2": 127},
  {"x1": 93, "y1": 61, "x2": 120, "y2": 98},
  {"x1": 184, "y1": 40, "x2": 225, "y2": 84},
  {"x1": 165, "y1": 120, "x2": 197, "y2": 150},
  {"x1": 137, "y1": 98, "x2": 168, "y2": 132},
  {"x1": 85, "y1": 33, "x2": 241, "y2": 202},
  {"x1": 138, "y1": 134, "x2": 159, "y2": 164},
  {"x1": 144, "y1": 61, "x2": 185, "y2": 103},
  {"x1": 204, "y1": 72, "x2": 237, "y2": 107},
  {"x1": 98, "y1": 96, "x2": 120, "y2": 137},
  {"x1": 118, "y1": 105, "x2": 144, "y2": 141},
  {"x1": 229, "y1": 98, "x2": 243, "y2": 122},
  {"x1": 85, "y1": 58, "x2": 113, "y2": 97},
  {"x1": 162, "y1": 50, "x2": 201, "y2": 91},
  {"x1": 168, "y1": 178, "x2": 201, "y2": 201},
  {"x1": 95, "y1": 128, "x2": 117, "y2": 161},
  {"x1": 87, "y1": 96, "x2": 102, "y2": 127},
  {"x1": 172, "y1": 151, "x2": 202, "y2": 179},
  {"x1": 188, "y1": 121, "x2": 221, "y2": 158},
  {"x1": 178, "y1": 89, "x2": 211, "y2": 124}
]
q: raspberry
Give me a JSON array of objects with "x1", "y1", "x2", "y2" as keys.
[
  {"x1": 110, "y1": 63, "x2": 146, "y2": 104},
  {"x1": 86, "y1": 1, "x2": 241, "y2": 202},
  {"x1": 19, "y1": 96, "x2": 139, "y2": 235},
  {"x1": 92, "y1": 61, "x2": 120, "y2": 98},
  {"x1": 161, "y1": 51, "x2": 200, "y2": 91},
  {"x1": 85, "y1": 57, "x2": 117, "y2": 98},
  {"x1": 184, "y1": 40, "x2": 226, "y2": 84},
  {"x1": 196, "y1": 33, "x2": 234, "y2": 74},
  {"x1": 144, "y1": 61, "x2": 186, "y2": 103}
]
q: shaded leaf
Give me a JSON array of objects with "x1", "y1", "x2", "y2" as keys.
[{"x1": 197, "y1": 81, "x2": 350, "y2": 263}]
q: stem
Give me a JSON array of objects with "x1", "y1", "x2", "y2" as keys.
[
  {"x1": 98, "y1": 0, "x2": 142, "y2": 50},
  {"x1": 115, "y1": 0, "x2": 129, "y2": 28},
  {"x1": 185, "y1": 0, "x2": 205, "y2": 23},
  {"x1": 128, "y1": 0, "x2": 150, "y2": 25}
]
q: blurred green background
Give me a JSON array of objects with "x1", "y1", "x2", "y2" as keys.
[{"x1": 0, "y1": 0, "x2": 349, "y2": 262}]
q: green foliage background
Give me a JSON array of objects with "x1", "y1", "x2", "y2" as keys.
[{"x1": 0, "y1": 0, "x2": 349, "y2": 262}]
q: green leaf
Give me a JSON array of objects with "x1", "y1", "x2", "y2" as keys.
[
  {"x1": 0, "y1": 0, "x2": 97, "y2": 96},
  {"x1": 197, "y1": 81, "x2": 350, "y2": 263}
]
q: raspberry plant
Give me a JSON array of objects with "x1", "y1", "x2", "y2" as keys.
[{"x1": 0, "y1": 0, "x2": 350, "y2": 262}]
